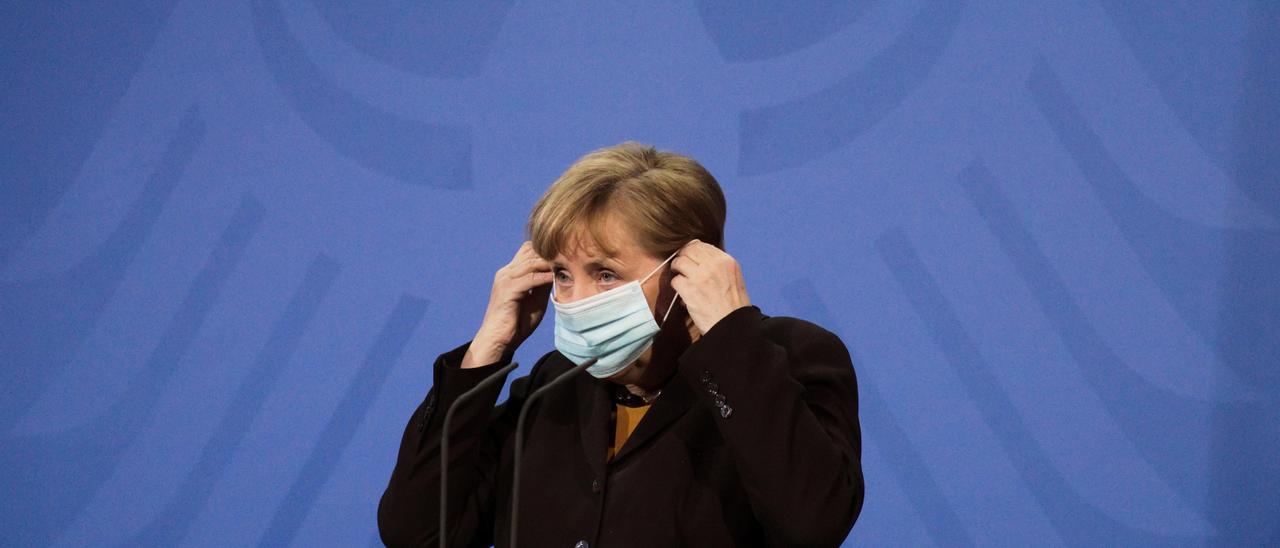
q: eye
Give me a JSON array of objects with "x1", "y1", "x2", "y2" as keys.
[
  {"x1": 554, "y1": 269, "x2": 572, "y2": 285},
  {"x1": 597, "y1": 270, "x2": 619, "y2": 285}
]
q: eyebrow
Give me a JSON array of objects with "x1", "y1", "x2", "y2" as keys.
[{"x1": 553, "y1": 258, "x2": 623, "y2": 270}]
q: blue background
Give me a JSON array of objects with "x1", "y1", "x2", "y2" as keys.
[{"x1": 3, "y1": 1, "x2": 1278, "y2": 546}]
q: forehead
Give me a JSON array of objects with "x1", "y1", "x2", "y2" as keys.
[{"x1": 554, "y1": 215, "x2": 650, "y2": 268}]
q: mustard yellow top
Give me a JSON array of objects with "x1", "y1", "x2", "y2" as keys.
[{"x1": 606, "y1": 403, "x2": 650, "y2": 461}]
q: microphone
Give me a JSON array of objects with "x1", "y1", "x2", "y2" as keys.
[
  {"x1": 509, "y1": 358, "x2": 596, "y2": 548},
  {"x1": 439, "y1": 361, "x2": 519, "y2": 548}
]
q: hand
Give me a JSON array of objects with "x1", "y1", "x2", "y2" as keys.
[
  {"x1": 461, "y1": 241, "x2": 554, "y2": 368},
  {"x1": 669, "y1": 240, "x2": 752, "y2": 334}
]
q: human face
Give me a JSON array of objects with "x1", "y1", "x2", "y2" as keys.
[{"x1": 550, "y1": 216, "x2": 682, "y2": 383}]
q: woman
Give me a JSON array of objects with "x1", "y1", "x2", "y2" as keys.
[{"x1": 378, "y1": 143, "x2": 863, "y2": 547}]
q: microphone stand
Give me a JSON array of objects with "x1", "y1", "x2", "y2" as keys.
[
  {"x1": 509, "y1": 358, "x2": 596, "y2": 548},
  {"x1": 439, "y1": 361, "x2": 519, "y2": 548}
]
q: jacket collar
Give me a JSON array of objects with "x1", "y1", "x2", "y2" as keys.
[
  {"x1": 575, "y1": 364, "x2": 695, "y2": 472},
  {"x1": 610, "y1": 370, "x2": 693, "y2": 464}
]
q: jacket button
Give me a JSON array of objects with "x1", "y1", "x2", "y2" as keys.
[
  {"x1": 575, "y1": 541, "x2": 589, "y2": 548},
  {"x1": 591, "y1": 479, "x2": 601, "y2": 494}
]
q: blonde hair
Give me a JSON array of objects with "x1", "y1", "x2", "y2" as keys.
[{"x1": 528, "y1": 142, "x2": 726, "y2": 261}]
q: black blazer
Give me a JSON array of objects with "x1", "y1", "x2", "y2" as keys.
[{"x1": 378, "y1": 306, "x2": 863, "y2": 547}]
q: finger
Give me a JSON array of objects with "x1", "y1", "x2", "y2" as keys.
[
  {"x1": 514, "y1": 241, "x2": 536, "y2": 260},
  {"x1": 512, "y1": 270, "x2": 554, "y2": 292},
  {"x1": 682, "y1": 240, "x2": 719, "y2": 261},
  {"x1": 519, "y1": 240, "x2": 550, "y2": 261},
  {"x1": 504, "y1": 244, "x2": 531, "y2": 270},
  {"x1": 524, "y1": 275, "x2": 554, "y2": 298},
  {"x1": 528, "y1": 256, "x2": 554, "y2": 271},
  {"x1": 529, "y1": 278, "x2": 553, "y2": 294},
  {"x1": 518, "y1": 264, "x2": 554, "y2": 286},
  {"x1": 670, "y1": 273, "x2": 688, "y2": 294},
  {"x1": 671, "y1": 255, "x2": 697, "y2": 274},
  {"x1": 509, "y1": 256, "x2": 554, "y2": 278},
  {"x1": 686, "y1": 241, "x2": 724, "y2": 263},
  {"x1": 675, "y1": 245, "x2": 702, "y2": 266}
]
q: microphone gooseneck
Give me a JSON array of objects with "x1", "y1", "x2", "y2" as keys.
[
  {"x1": 509, "y1": 358, "x2": 596, "y2": 548},
  {"x1": 439, "y1": 361, "x2": 519, "y2": 548}
]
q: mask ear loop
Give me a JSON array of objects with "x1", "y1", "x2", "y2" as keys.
[
  {"x1": 641, "y1": 250, "x2": 681, "y2": 284},
  {"x1": 660, "y1": 291, "x2": 681, "y2": 326},
  {"x1": 649, "y1": 248, "x2": 683, "y2": 326}
]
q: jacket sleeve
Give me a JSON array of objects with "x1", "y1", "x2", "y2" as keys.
[
  {"x1": 677, "y1": 306, "x2": 864, "y2": 546},
  {"x1": 376, "y1": 342, "x2": 537, "y2": 547}
]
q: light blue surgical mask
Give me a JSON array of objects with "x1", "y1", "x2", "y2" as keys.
[{"x1": 552, "y1": 251, "x2": 681, "y2": 379}]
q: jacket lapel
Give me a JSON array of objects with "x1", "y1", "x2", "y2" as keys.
[
  {"x1": 609, "y1": 371, "x2": 694, "y2": 464},
  {"x1": 576, "y1": 374, "x2": 612, "y2": 479}
]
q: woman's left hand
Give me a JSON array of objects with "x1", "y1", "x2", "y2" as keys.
[{"x1": 670, "y1": 240, "x2": 752, "y2": 334}]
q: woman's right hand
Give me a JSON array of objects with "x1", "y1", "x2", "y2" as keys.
[{"x1": 460, "y1": 241, "x2": 554, "y2": 368}]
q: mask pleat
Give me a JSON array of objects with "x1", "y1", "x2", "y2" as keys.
[{"x1": 552, "y1": 275, "x2": 664, "y2": 378}]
